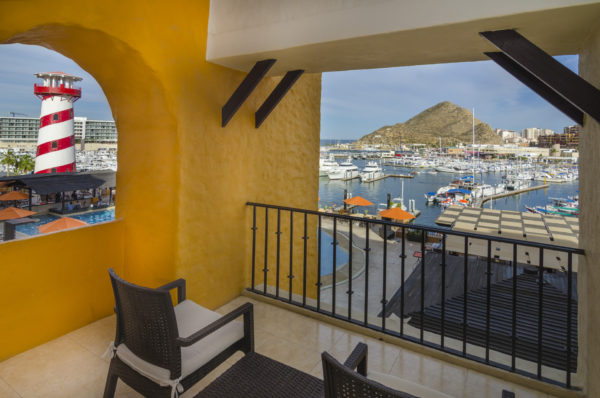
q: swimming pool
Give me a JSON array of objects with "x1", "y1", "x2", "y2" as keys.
[
  {"x1": 16, "y1": 208, "x2": 116, "y2": 236},
  {"x1": 320, "y1": 229, "x2": 349, "y2": 276}
]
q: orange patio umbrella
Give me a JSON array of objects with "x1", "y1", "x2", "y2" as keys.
[
  {"x1": 343, "y1": 196, "x2": 374, "y2": 207},
  {"x1": 0, "y1": 191, "x2": 29, "y2": 201},
  {"x1": 38, "y1": 217, "x2": 87, "y2": 234},
  {"x1": 0, "y1": 207, "x2": 36, "y2": 221},
  {"x1": 378, "y1": 207, "x2": 416, "y2": 222}
]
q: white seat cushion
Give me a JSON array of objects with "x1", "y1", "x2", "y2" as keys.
[
  {"x1": 369, "y1": 372, "x2": 454, "y2": 398},
  {"x1": 115, "y1": 300, "x2": 244, "y2": 386}
]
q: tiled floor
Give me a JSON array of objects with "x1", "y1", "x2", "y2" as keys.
[{"x1": 0, "y1": 296, "x2": 555, "y2": 398}]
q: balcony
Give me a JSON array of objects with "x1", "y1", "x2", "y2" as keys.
[{"x1": 0, "y1": 295, "x2": 552, "y2": 398}]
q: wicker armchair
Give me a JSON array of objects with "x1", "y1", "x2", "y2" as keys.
[
  {"x1": 103, "y1": 268, "x2": 254, "y2": 398},
  {"x1": 322, "y1": 343, "x2": 453, "y2": 398}
]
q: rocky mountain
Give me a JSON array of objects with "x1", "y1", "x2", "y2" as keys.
[{"x1": 355, "y1": 101, "x2": 502, "y2": 148}]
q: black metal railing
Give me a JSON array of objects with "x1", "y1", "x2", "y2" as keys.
[{"x1": 246, "y1": 202, "x2": 583, "y2": 389}]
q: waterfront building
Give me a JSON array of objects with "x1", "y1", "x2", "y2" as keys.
[{"x1": 0, "y1": 116, "x2": 39, "y2": 143}]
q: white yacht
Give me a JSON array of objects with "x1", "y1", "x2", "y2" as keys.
[
  {"x1": 319, "y1": 156, "x2": 339, "y2": 177},
  {"x1": 328, "y1": 158, "x2": 359, "y2": 180},
  {"x1": 359, "y1": 161, "x2": 384, "y2": 182}
]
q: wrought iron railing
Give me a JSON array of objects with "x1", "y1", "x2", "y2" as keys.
[{"x1": 246, "y1": 202, "x2": 583, "y2": 389}]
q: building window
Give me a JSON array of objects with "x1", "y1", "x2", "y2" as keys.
[
  {"x1": 51, "y1": 168, "x2": 56, "y2": 173},
  {"x1": 53, "y1": 114, "x2": 58, "y2": 121},
  {"x1": 52, "y1": 141, "x2": 57, "y2": 149}
]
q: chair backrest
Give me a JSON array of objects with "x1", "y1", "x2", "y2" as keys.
[
  {"x1": 108, "y1": 268, "x2": 182, "y2": 378},
  {"x1": 321, "y1": 352, "x2": 417, "y2": 398}
]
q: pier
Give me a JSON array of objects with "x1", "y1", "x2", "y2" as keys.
[
  {"x1": 474, "y1": 184, "x2": 550, "y2": 208},
  {"x1": 352, "y1": 174, "x2": 413, "y2": 182}
]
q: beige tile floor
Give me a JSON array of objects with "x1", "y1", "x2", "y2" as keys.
[{"x1": 0, "y1": 296, "x2": 556, "y2": 398}]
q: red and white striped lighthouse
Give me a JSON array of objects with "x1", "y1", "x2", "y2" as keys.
[{"x1": 33, "y1": 71, "x2": 82, "y2": 174}]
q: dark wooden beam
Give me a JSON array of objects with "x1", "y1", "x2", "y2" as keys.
[
  {"x1": 255, "y1": 70, "x2": 304, "y2": 128},
  {"x1": 485, "y1": 52, "x2": 584, "y2": 125},
  {"x1": 221, "y1": 59, "x2": 276, "y2": 127},
  {"x1": 480, "y1": 29, "x2": 600, "y2": 124}
]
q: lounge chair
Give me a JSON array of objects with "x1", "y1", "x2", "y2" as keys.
[{"x1": 103, "y1": 269, "x2": 253, "y2": 398}]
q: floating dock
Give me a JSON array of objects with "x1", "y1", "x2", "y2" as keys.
[
  {"x1": 353, "y1": 174, "x2": 414, "y2": 182},
  {"x1": 473, "y1": 184, "x2": 549, "y2": 208}
]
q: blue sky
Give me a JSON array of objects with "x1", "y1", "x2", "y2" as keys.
[
  {"x1": 0, "y1": 44, "x2": 113, "y2": 120},
  {"x1": 0, "y1": 44, "x2": 578, "y2": 138},
  {"x1": 321, "y1": 55, "x2": 578, "y2": 140}
]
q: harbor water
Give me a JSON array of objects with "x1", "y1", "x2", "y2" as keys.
[{"x1": 318, "y1": 159, "x2": 579, "y2": 228}]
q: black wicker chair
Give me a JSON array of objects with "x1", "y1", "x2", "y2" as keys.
[
  {"x1": 323, "y1": 343, "x2": 455, "y2": 398},
  {"x1": 103, "y1": 268, "x2": 254, "y2": 398}
]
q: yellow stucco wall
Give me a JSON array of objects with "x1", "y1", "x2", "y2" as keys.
[
  {"x1": 0, "y1": 0, "x2": 320, "y2": 357},
  {"x1": 579, "y1": 24, "x2": 600, "y2": 398},
  {"x1": 0, "y1": 221, "x2": 124, "y2": 360}
]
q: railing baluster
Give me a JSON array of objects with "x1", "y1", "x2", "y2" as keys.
[
  {"x1": 302, "y1": 213, "x2": 308, "y2": 307},
  {"x1": 332, "y1": 217, "x2": 337, "y2": 316},
  {"x1": 538, "y1": 247, "x2": 544, "y2": 379},
  {"x1": 420, "y1": 229, "x2": 425, "y2": 344},
  {"x1": 364, "y1": 223, "x2": 370, "y2": 326},
  {"x1": 251, "y1": 205, "x2": 257, "y2": 291},
  {"x1": 317, "y1": 215, "x2": 322, "y2": 312},
  {"x1": 463, "y1": 235, "x2": 468, "y2": 356},
  {"x1": 566, "y1": 251, "x2": 573, "y2": 388},
  {"x1": 382, "y1": 224, "x2": 388, "y2": 331},
  {"x1": 348, "y1": 221, "x2": 353, "y2": 320},
  {"x1": 288, "y1": 211, "x2": 294, "y2": 303},
  {"x1": 400, "y1": 226, "x2": 406, "y2": 336},
  {"x1": 276, "y1": 209, "x2": 281, "y2": 298},
  {"x1": 263, "y1": 208, "x2": 269, "y2": 294},
  {"x1": 486, "y1": 239, "x2": 491, "y2": 363},
  {"x1": 441, "y1": 233, "x2": 446, "y2": 349},
  {"x1": 511, "y1": 243, "x2": 517, "y2": 371}
]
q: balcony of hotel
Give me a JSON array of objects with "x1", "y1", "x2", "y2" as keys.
[{"x1": 1, "y1": 1, "x2": 600, "y2": 398}]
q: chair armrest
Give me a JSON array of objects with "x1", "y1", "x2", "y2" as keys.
[
  {"x1": 157, "y1": 278, "x2": 186, "y2": 303},
  {"x1": 176, "y1": 302, "x2": 254, "y2": 350},
  {"x1": 343, "y1": 342, "x2": 368, "y2": 376}
]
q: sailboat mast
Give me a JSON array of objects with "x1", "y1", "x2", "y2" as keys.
[{"x1": 472, "y1": 108, "x2": 475, "y2": 183}]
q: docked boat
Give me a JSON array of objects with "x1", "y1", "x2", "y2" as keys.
[
  {"x1": 328, "y1": 158, "x2": 359, "y2": 180},
  {"x1": 359, "y1": 161, "x2": 384, "y2": 182},
  {"x1": 319, "y1": 156, "x2": 339, "y2": 177}
]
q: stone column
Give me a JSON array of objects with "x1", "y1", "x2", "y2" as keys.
[{"x1": 578, "y1": 24, "x2": 600, "y2": 397}]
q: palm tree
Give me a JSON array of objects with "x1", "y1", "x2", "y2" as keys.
[
  {"x1": 1, "y1": 150, "x2": 18, "y2": 175},
  {"x1": 16, "y1": 154, "x2": 35, "y2": 174}
]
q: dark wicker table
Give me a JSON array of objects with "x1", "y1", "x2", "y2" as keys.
[{"x1": 195, "y1": 352, "x2": 324, "y2": 398}]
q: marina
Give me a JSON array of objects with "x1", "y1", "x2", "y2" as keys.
[{"x1": 319, "y1": 157, "x2": 579, "y2": 228}]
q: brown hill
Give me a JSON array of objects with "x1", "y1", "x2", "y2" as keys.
[{"x1": 355, "y1": 101, "x2": 502, "y2": 148}]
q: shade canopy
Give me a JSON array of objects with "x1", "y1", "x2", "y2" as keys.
[
  {"x1": 379, "y1": 207, "x2": 416, "y2": 221},
  {"x1": 0, "y1": 207, "x2": 36, "y2": 221},
  {"x1": 343, "y1": 196, "x2": 374, "y2": 207},
  {"x1": 0, "y1": 191, "x2": 29, "y2": 201},
  {"x1": 38, "y1": 217, "x2": 87, "y2": 234},
  {"x1": 447, "y1": 188, "x2": 471, "y2": 194}
]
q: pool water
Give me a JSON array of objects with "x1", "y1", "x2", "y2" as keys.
[
  {"x1": 16, "y1": 208, "x2": 116, "y2": 236},
  {"x1": 15, "y1": 214, "x2": 60, "y2": 236},
  {"x1": 320, "y1": 229, "x2": 349, "y2": 276},
  {"x1": 71, "y1": 209, "x2": 115, "y2": 224}
]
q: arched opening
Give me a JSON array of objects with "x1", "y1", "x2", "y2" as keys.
[{"x1": 0, "y1": 43, "x2": 117, "y2": 237}]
